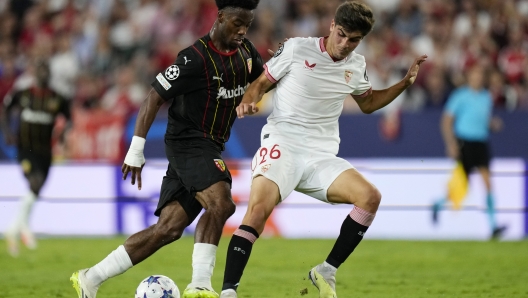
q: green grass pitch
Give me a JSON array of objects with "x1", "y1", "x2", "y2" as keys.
[{"x1": 0, "y1": 237, "x2": 527, "y2": 297}]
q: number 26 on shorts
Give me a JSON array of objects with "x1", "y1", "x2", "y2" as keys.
[{"x1": 251, "y1": 144, "x2": 281, "y2": 172}]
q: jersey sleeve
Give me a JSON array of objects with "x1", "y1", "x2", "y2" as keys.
[
  {"x1": 151, "y1": 47, "x2": 204, "y2": 100},
  {"x1": 248, "y1": 43, "x2": 264, "y2": 83},
  {"x1": 445, "y1": 89, "x2": 462, "y2": 116},
  {"x1": 351, "y1": 59, "x2": 372, "y2": 97},
  {"x1": 263, "y1": 39, "x2": 295, "y2": 83}
]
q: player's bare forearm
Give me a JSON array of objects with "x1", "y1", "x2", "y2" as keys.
[
  {"x1": 440, "y1": 114, "x2": 457, "y2": 146},
  {"x1": 237, "y1": 73, "x2": 274, "y2": 118},
  {"x1": 243, "y1": 73, "x2": 274, "y2": 105},
  {"x1": 354, "y1": 55, "x2": 427, "y2": 114},
  {"x1": 134, "y1": 88, "x2": 166, "y2": 138},
  {"x1": 354, "y1": 81, "x2": 407, "y2": 114}
]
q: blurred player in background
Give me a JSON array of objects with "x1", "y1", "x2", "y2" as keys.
[
  {"x1": 219, "y1": 2, "x2": 427, "y2": 298},
  {"x1": 432, "y1": 64, "x2": 506, "y2": 240},
  {"x1": 1, "y1": 60, "x2": 71, "y2": 257},
  {"x1": 70, "y1": 1, "x2": 263, "y2": 297}
]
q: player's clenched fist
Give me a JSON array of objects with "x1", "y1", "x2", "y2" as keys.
[{"x1": 236, "y1": 102, "x2": 259, "y2": 118}]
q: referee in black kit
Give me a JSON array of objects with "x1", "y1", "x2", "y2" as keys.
[{"x1": 71, "y1": 1, "x2": 264, "y2": 298}]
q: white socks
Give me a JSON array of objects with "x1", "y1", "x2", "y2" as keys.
[
  {"x1": 189, "y1": 243, "x2": 218, "y2": 289},
  {"x1": 86, "y1": 245, "x2": 133, "y2": 286},
  {"x1": 321, "y1": 261, "x2": 337, "y2": 275},
  {"x1": 85, "y1": 243, "x2": 217, "y2": 288},
  {"x1": 8, "y1": 191, "x2": 37, "y2": 234}
]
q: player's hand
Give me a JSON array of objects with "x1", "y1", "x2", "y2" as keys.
[
  {"x1": 404, "y1": 55, "x2": 428, "y2": 86},
  {"x1": 267, "y1": 38, "x2": 289, "y2": 57},
  {"x1": 236, "y1": 102, "x2": 259, "y2": 118},
  {"x1": 123, "y1": 147, "x2": 146, "y2": 190},
  {"x1": 490, "y1": 116, "x2": 503, "y2": 132}
]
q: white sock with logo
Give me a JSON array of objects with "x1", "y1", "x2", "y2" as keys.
[
  {"x1": 189, "y1": 243, "x2": 218, "y2": 289},
  {"x1": 8, "y1": 191, "x2": 37, "y2": 234},
  {"x1": 86, "y1": 245, "x2": 133, "y2": 286}
]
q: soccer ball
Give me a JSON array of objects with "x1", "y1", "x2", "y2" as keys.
[{"x1": 135, "y1": 275, "x2": 180, "y2": 298}]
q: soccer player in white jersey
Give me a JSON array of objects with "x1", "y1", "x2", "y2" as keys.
[{"x1": 219, "y1": 2, "x2": 427, "y2": 298}]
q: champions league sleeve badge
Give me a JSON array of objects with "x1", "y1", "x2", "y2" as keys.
[
  {"x1": 165, "y1": 65, "x2": 180, "y2": 80},
  {"x1": 273, "y1": 44, "x2": 284, "y2": 58}
]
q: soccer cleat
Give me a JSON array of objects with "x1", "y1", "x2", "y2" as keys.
[
  {"x1": 432, "y1": 202, "x2": 441, "y2": 225},
  {"x1": 220, "y1": 289, "x2": 237, "y2": 298},
  {"x1": 70, "y1": 269, "x2": 99, "y2": 298},
  {"x1": 20, "y1": 227, "x2": 37, "y2": 250},
  {"x1": 491, "y1": 226, "x2": 507, "y2": 240},
  {"x1": 182, "y1": 286, "x2": 219, "y2": 298},
  {"x1": 309, "y1": 266, "x2": 337, "y2": 298},
  {"x1": 5, "y1": 231, "x2": 19, "y2": 257}
]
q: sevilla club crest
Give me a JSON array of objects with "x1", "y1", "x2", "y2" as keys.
[
  {"x1": 345, "y1": 70, "x2": 353, "y2": 84},
  {"x1": 214, "y1": 159, "x2": 226, "y2": 172}
]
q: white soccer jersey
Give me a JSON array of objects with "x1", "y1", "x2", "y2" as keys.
[{"x1": 263, "y1": 37, "x2": 372, "y2": 154}]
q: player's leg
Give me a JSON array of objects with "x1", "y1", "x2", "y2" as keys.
[
  {"x1": 6, "y1": 154, "x2": 50, "y2": 256},
  {"x1": 474, "y1": 142, "x2": 505, "y2": 239},
  {"x1": 220, "y1": 176, "x2": 280, "y2": 297},
  {"x1": 71, "y1": 200, "x2": 192, "y2": 298},
  {"x1": 305, "y1": 160, "x2": 380, "y2": 298},
  {"x1": 221, "y1": 140, "x2": 299, "y2": 297},
  {"x1": 477, "y1": 166, "x2": 506, "y2": 239},
  {"x1": 71, "y1": 163, "x2": 199, "y2": 298},
  {"x1": 182, "y1": 180, "x2": 236, "y2": 297},
  {"x1": 171, "y1": 141, "x2": 236, "y2": 298}
]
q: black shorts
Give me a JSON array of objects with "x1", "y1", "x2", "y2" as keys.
[
  {"x1": 458, "y1": 139, "x2": 491, "y2": 176},
  {"x1": 155, "y1": 139, "x2": 232, "y2": 225},
  {"x1": 17, "y1": 149, "x2": 52, "y2": 180}
]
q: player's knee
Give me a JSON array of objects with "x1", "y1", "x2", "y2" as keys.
[
  {"x1": 207, "y1": 198, "x2": 236, "y2": 219},
  {"x1": 364, "y1": 185, "x2": 382, "y2": 209},
  {"x1": 154, "y1": 220, "x2": 185, "y2": 244}
]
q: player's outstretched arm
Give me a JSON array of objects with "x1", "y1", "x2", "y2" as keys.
[
  {"x1": 354, "y1": 55, "x2": 427, "y2": 114},
  {"x1": 441, "y1": 113, "x2": 459, "y2": 159},
  {"x1": 236, "y1": 72, "x2": 274, "y2": 118},
  {"x1": 122, "y1": 88, "x2": 166, "y2": 190}
]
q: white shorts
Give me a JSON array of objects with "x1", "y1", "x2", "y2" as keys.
[{"x1": 250, "y1": 132, "x2": 353, "y2": 203}]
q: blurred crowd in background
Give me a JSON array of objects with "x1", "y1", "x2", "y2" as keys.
[
  {"x1": 0, "y1": 0, "x2": 527, "y2": 158},
  {"x1": 1, "y1": 0, "x2": 528, "y2": 113}
]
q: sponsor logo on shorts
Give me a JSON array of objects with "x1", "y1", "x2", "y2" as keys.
[
  {"x1": 156, "y1": 73, "x2": 171, "y2": 90},
  {"x1": 214, "y1": 159, "x2": 226, "y2": 172},
  {"x1": 261, "y1": 164, "x2": 271, "y2": 173}
]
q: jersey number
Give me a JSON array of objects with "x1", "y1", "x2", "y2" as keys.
[{"x1": 252, "y1": 144, "x2": 281, "y2": 171}]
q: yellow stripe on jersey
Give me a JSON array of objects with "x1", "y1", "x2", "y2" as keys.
[
  {"x1": 222, "y1": 56, "x2": 238, "y2": 139},
  {"x1": 237, "y1": 50, "x2": 247, "y2": 82},
  {"x1": 199, "y1": 39, "x2": 222, "y2": 139}
]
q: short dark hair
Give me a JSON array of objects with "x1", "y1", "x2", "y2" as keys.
[
  {"x1": 335, "y1": 1, "x2": 375, "y2": 37},
  {"x1": 215, "y1": 0, "x2": 260, "y2": 11}
]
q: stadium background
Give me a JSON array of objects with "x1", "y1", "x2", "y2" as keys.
[{"x1": 0, "y1": 0, "x2": 527, "y2": 241}]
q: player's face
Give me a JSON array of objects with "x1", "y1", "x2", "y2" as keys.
[
  {"x1": 219, "y1": 9, "x2": 254, "y2": 50},
  {"x1": 328, "y1": 21, "x2": 363, "y2": 60},
  {"x1": 467, "y1": 67, "x2": 484, "y2": 89},
  {"x1": 35, "y1": 64, "x2": 50, "y2": 86}
]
